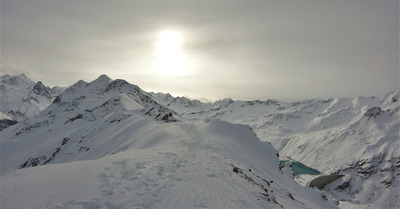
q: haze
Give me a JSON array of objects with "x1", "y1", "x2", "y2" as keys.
[{"x1": 1, "y1": 0, "x2": 398, "y2": 101}]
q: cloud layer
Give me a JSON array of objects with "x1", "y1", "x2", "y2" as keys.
[{"x1": 1, "y1": 0, "x2": 398, "y2": 100}]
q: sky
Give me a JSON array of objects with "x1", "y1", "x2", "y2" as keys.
[{"x1": 1, "y1": 0, "x2": 399, "y2": 101}]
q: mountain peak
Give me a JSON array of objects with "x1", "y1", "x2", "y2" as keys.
[
  {"x1": 17, "y1": 73, "x2": 34, "y2": 84},
  {"x1": 1, "y1": 73, "x2": 34, "y2": 87},
  {"x1": 66, "y1": 80, "x2": 88, "y2": 91},
  {"x1": 76, "y1": 79, "x2": 88, "y2": 86},
  {"x1": 18, "y1": 73, "x2": 29, "y2": 80},
  {"x1": 96, "y1": 74, "x2": 112, "y2": 82},
  {"x1": 87, "y1": 74, "x2": 113, "y2": 88}
]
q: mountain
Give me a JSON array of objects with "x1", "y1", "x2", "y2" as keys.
[
  {"x1": 151, "y1": 90, "x2": 400, "y2": 209},
  {"x1": 0, "y1": 75, "x2": 338, "y2": 209},
  {"x1": 0, "y1": 73, "x2": 65, "y2": 123},
  {"x1": 1, "y1": 74, "x2": 180, "y2": 172},
  {"x1": 1, "y1": 73, "x2": 397, "y2": 208}
]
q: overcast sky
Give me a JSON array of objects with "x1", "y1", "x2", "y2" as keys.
[{"x1": 1, "y1": 0, "x2": 399, "y2": 101}]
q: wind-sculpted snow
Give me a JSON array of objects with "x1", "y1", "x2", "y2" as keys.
[
  {"x1": 152, "y1": 90, "x2": 400, "y2": 208},
  {"x1": 1, "y1": 119, "x2": 338, "y2": 209}
]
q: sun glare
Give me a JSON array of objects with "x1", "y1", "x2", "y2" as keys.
[{"x1": 155, "y1": 30, "x2": 188, "y2": 76}]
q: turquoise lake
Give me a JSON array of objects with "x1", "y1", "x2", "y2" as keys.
[{"x1": 280, "y1": 160, "x2": 321, "y2": 176}]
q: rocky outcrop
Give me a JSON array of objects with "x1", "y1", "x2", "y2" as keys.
[{"x1": 0, "y1": 118, "x2": 18, "y2": 131}]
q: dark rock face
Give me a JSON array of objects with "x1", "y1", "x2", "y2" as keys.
[
  {"x1": 364, "y1": 107, "x2": 382, "y2": 119},
  {"x1": 32, "y1": 81, "x2": 52, "y2": 98},
  {"x1": 309, "y1": 175, "x2": 344, "y2": 189},
  {"x1": 0, "y1": 118, "x2": 18, "y2": 131}
]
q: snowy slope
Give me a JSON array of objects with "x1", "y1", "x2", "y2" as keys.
[
  {"x1": 0, "y1": 75, "x2": 338, "y2": 209},
  {"x1": 1, "y1": 120, "x2": 338, "y2": 209},
  {"x1": 0, "y1": 111, "x2": 13, "y2": 120},
  {"x1": 152, "y1": 90, "x2": 400, "y2": 209},
  {"x1": 1, "y1": 75, "x2": 179, "y2": 173},
  {"x1": 0, "y1": 73, "x2": 65, "y2": 122}
]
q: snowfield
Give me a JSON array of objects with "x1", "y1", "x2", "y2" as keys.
[
  {"x1": 1, "y1": 75, "x2": 338, "y2": 209},
  {"x1": 1, "y1": 74, "x2": 398, "y2": 209},
  {"x1": 152, "y1": 90, "x2": 400, "y2": 209},
  {"x1": 1, "y1": 119, "x2": 338, "y2": 209}
]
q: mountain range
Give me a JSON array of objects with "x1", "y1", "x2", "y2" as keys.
[
  {"x1": 151, "y1": 89, "x2": 399, "y2": 208},
  {"x1": 0, "y1": 74, "x2": 398, "y2": 209},
  {"x1": 0, "y1": 74, "x2": 65, "y2": 127}
]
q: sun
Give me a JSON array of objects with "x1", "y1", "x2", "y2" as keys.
[{"x1": 154, "y1": 30, "x2": 188, "y2": 76}]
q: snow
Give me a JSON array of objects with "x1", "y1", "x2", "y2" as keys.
[
  {"x1": 0, "y1": 75, "x2": 339, "y2": 209},
  {"x1": 1, "y1": 74, "x2": 398, "y2": 209},
  {"x1": 0, "y1": 111, "x2": 13, "y2": 120},
  {"x1": 152, "y1": 90, "x2": 400, "y2": 209},
  {"x1": 0, "y1": 74, "x2": 64, "y2": 122},
  {"x1": 1, "y1": 118, "x2": 338, "y2": 209}
]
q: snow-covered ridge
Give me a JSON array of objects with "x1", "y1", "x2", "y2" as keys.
[
  {"x1": 1, "y1": 75, "x2": 182, "y2": 173},
  {"x1": 0, "y1": 75, "x2": 340, "y2": 209},
  {"x1": 151, "y1": 90, "x2": 400, "y2": 208},
  {"x1": 48, "y1": 74, "x2": 179, "y2": 124},
  {"x1": 1, "y1": 73, "x2": 398, "y2": 208},
  {"x1": 1, "y1": 118, "x2": 339, "y2": 209}
]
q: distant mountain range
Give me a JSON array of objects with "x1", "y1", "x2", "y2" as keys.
[
  {"x1": 151, "y1": 89, "x2": 399, "y2": 208},
  {"x1": 0, "y1": 74, "x2": 398, "y2": 209},
  {"x1": 0, "y1": 73, "x2": 65, "y2": 123}
]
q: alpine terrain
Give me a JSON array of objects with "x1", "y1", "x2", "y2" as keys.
[
  {"x1": 0, "y1": 74, "x2": 398, "y2": 209},
  {"x1": 1, "y1": 74, "x2": 340, "y2": 209},
  {"x1": 0, "y1": 73, "x2": 64, "y2": 126},
  {"x1": 151, "y1": 89, "x2": 400, "y2": 209}
]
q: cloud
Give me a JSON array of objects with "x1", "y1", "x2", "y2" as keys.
[{"x1": 1, "y1": 0, "x2": 398, "y2": 100}]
